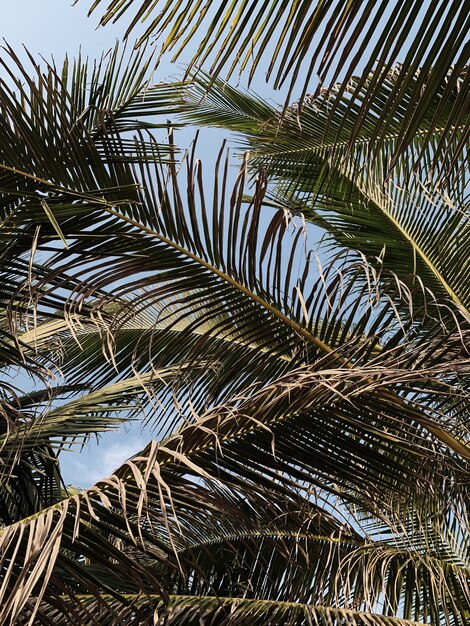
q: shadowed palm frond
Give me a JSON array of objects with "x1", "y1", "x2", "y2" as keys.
[
  {"x1": 2, "y1": 132, "x2": 470, "y2": 618},
  {"x1": 17, "y1": 127, "x2": 470, "y2": 456},
  {"x1": 2, "y1": 352, "x2": 469, "y2": 623},
  {"x1": 1, "y1": 35, "x2": 469, "y2": 626},
  {"x1": 20, "y1": 594, "x2": 432, "y2": 626},
  {"x1": 82, "y1": 0, "x2": 469, "y2": 177},
  {"x1": 2, "y1": 176, "x2": 470, "y2": 622},
  {"x1": 176, "y1": 69, "x2": 470, "y2": 316}
]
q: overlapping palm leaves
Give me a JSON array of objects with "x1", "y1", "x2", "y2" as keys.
[
  {"x1": 82, "y1": 0, "x2": 469, "y2": 183},
  {"x1": 0, "y1": 42, "x2": 182, "y2": 531},
  {"x1": 176, "y1": 68, "x2": 470, "y2": 315},
  {"x1": 0, "y1": 29, "x2": 469, "y2": 626}
]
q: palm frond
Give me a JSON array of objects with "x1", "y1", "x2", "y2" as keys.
[
  {"x1": 1, "y1": 38, "x2": 469, "y2": 626},
  {"x1": 23, "y1": 594, "x2": 430, "y2": 625},
  {"x1": 82, "y1": 0, "x2": 469, "y2": 174},
  {"x1": 1, "y1": 53, "x2": 467, "y2": 460},
  {"x1": 177, "y1": 70, "x2": 470, "y2": 315},
  {"x1": 2, "y1": 323, "x2": 469, "y2": 622}
]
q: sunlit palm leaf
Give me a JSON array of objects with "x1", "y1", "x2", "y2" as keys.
[
  {"x1": 1, "y1": 39, "x2": 469, "y2": 626},
  {"x1": 177, "y1": 70, "x2": 470, "y2": 316},
  {"x1": 82, "y1": 0, "x2": 469, "y2": 178}
]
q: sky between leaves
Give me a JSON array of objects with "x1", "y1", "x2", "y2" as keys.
[
  {"x1": 3, "y1": 1, "x2": 273, "y2": 488},
  {"x1": 2, "y1": 0, "x2": 429, "y2": 489}
]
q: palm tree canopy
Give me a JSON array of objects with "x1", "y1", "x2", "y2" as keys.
[
  {"x1": 83, "y1": 0, "x2": 469, "y2": 181},
  {"x1": 174, "y1": 69, "x2": 470, "y2": 316},
  {"x1": 0, "y1": 3, "x2": 469, "y2": 624}
]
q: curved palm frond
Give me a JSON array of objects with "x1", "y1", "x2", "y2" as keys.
[
  {"x1": 1, "y1": 35, "x2": 469, "y2": 626},
  {"x1": 22, "y1": 594, "x2": 430, "y2": 626},
  {"x1": 0, "y1": 40, "x2": 468, "y2": 498},
  {"x1": 0, "y1": 41, "x2": 191, "y2": 374},
  {"x1": 82, "y1": 0, "x2": 469, "y2": 177},
  {"x1": 2, "y1": 133, "x2": 470, "y2": 618},
  {"x1": 2, "y1": 356, "x2": 469, "y2": 624},
  {"x1": 21, "y1": 134, "x2": 470, "y2": 459},
  {"x1": 176, "y1": 69, "x2": 470, "y2": 317}
]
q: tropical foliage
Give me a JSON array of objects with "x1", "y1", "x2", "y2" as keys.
[{"x1": 0, "y1": 1, "x2": 469, "y2": 624}]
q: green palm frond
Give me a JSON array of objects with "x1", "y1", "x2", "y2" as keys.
[
  {"x1": 177, "y1": 70, "x2": 470, "y2": 315},
  {"x1": 82, "y1": 0, "x2": 469, "y2": 176},
  {"x1": 0, "y1": 44, "x2": 186, "y2": 268},
  {"x1": 19, "y1": 131, "x2": 470, "y2": 459},
  {"x1": 1, "y1": 42, "x2": 468, "y2": 471},
  {"x1": 0, "y1": 366, "x2": 198, "y2": 463},
  {"x1": 1, "y1": 30, "x2": 469, "y2": 625}
]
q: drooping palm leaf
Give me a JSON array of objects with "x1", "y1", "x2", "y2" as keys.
[
  {"x1": 176, "y1": 70, "x2": 470, "y2": 317},
  {"x1": 3, "y1": 169, "x2": 469, "y2": 622},
  {"x1": 81, "y1": 0, "x2": 470, "y2": 179},
  {"x1": 1, "y1": 129, "x2": 465, "y2": 615},
  {"x1": 2, "y1": 337, "x2": 469, "y2": 623},
  {"x1": 22, "y1": 595, "x2": 431, "y2": 625},
  {"x1": 1, "y1": 39, "x2": 469, "y2": 626},
  {"x1": 1, "y1": 42, "x2": 467, "y2": 470}
]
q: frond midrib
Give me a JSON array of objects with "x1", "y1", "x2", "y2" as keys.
[
  {"x1": 250, "y1": 129, "x2": 469, "y2": 318},
  {"x1": 248, "y1": 121, "x2": 466, "y2": 159},
  {"x1": 52, "y1": 593, "x2": 429, "y2": 624}
]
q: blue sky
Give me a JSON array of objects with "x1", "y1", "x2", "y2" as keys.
[{"x1": 3, "y1": 2, "x2": 120, "y2": 58}]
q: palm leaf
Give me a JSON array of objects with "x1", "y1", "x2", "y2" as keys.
[
  {"x1": 1, "y1": 40, "x2": 469, "y2": 625},
  {"x1": 1, "y1": 52, "x2": 467, "y2": 463},
  {"x1": 2, "y1": 324, "x2": 469, "y2": 622},
  {"x1": 176, "y1": 70, "x2": 470, "y2": 316},
  {"x1": 82, "y1": 0, "x2": 469, "y2": 176},
  {"x1": 22, "y1": 594, "x2": 430, "y2": 625}
]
